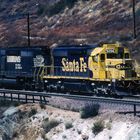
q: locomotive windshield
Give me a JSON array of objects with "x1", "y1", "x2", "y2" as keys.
[
  {"x1": 125, "y1": 53, "x2": 129, "y2": 59},
  {"x1": 107, "y1": 53, "x2": 129, "y2": 59},
  {"x1": 106, "y1": 46, "x2": 128, "y2": 59},
  {"x1": 107, "y1": 53, "x2": 123, "y2": 59},
  {"x1": 107, "y1": 53, "x2": 116, "y2": 59}
]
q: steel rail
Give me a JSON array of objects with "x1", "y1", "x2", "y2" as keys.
[
  {"x1": 0, "y1": 88, "x2": 140, "y2": 116},
  {"x1": 0, "y1": 89, "x2": 140, "y2": 105}
]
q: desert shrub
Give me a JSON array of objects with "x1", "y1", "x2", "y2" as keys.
[
  {"x1": 19, "y1": 110, "x2": 28, "y2": 119},
  {"x1": 0, "y1": 100, "x2": 11, "y2": 106},
  {"x1": 62, "y1": 135, "x2": 67, "y2": 139},
  {"x1": 37, "y1": 5, "x2": 45, "y2": 15},
  {"x1": 28, "y1": 108, "x2": 37, "y2": 117},
  {"x1": 80, "y1": 104, "x2": 100, "y2": 119},
  {"x1": 12, "y1": 101, "x2": 21, "y2": 106},
  {"x1": 44, "y1": 117, "x2": 49, "y2": 122},
  {"x1": 0, "y1": 99, "x2": 21, "y2": 107},
  {"x1": 70, "y1": 106, "x2": 79, "y2": 112},
  {"x1": 65, "y1": 122, "x2": 73, "y2": 129},
  {"x1": 77, "y1": 129, "x2": 81, "y2": 134},
  {"x1": 101, "y1": 8, "x2": 110, "y2": 16},
  {"x1": 106, "y1": 122, "x2": 112, "y2": 130},
  {"x1": 46, "y1": 0, "x2": 75, "y2": 17},
  {"x1": 12, "y1": 131, "x2": 18, "y2": 138},
  {"x1": 38, "y1": 0, "x2": 77, "y2": 17},
  {"x1": 42, "y1": 133, "x2": 49, "y2": 140},
  {"x1": 40, "y1": 104, "x2": 46, "y2": 109},
  {"x1": 119, "y1": 34, "x2": 132, "y2": 41},
  {"x1": 92, "y1": 120, "x2": 104, "y2": 135},
  {"x1": 43, "y1": 119, "x2": 60, "y2": 133}
]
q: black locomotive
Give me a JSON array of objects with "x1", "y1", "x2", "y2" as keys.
[{"x1": 0, "y1": 46, "x2": 50, "y2": 89}]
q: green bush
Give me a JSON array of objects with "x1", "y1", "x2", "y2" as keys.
[
  {"x1": 12, "y1": 131, "x2": 18, "y2": 138},
  {"x1": 42, "y1": 133, "x2": 49, "y2": 140},
  {"x1": 0, "y1": 100, "x2": 11, "y2": 106},
  {"x1": 0, "y1": 100, "x2": 21, "y2": 107},
  {"x1": 19, "y1": 110, "x2": 28, "y2": 119},
  {"x1": 28, "y1": 108, "x2": 37, "y2": 117},
  {"x1": 40, "y1": 104, "x2": 46, "y2": 109},
  {"x1": 42, "y1": 119, "x2": 60, "y2": 133},
  {"x1": 37, "y1": 0, "x2": 78, "y2": 17},
  {"x1": 0, "y1": 99, "x2": 20, "y2": 106},
  {"x1": 80, "y1": 104, "x2": 100, "y2": 119},
  {"x1": 46, "y1": 0, "x2": 77, "y2": 17},
  {"x1": 92, "y1": 120, "x2": 104, "y2": 135},
  {"x1": 65, "y1": 122, "x2": 73, "y2": 129},
  {"x1": 106, "y1": 122, "x2": 112, "y2": 130},
  {"x1": 37, "y1": 5, "x2": 45, "y2": 16},
  {"x1": 12, "y1": 101, "x2": 21, "y2": 107}
]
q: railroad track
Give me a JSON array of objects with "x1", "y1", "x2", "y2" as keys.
[{"x1": 0, "y1": 88, "x2": 140, "y2": 116}]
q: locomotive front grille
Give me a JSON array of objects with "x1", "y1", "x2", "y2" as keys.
[{"x1": 125, "y1": 70, "x2": 132, "y2": 78}]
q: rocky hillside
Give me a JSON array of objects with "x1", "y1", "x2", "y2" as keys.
[
  {"x1": 0, "y1": 104, "x2": 140, "y2": 140},
  {"x1": 0, "y1": 0, "x2": 140, "y2": 59}
]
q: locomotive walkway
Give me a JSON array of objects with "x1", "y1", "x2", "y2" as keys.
[{"x1": 0, "y1": 88, "x2": 140, "y2": 116}]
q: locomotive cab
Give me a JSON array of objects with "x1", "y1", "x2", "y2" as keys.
[
  {"x1": 89, "y1": 43, "x2": 135, "y2": 80},
  {"x1": 41, "y1": 43, "x2": 140, "y2": 95},
  {"x1": 104, "y1": 44, "x2": 135, "y2": 80}
]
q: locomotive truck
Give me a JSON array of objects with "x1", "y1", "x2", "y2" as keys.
[{"x1": 0, "y1": 43, "x2": 139, "y2": 96}]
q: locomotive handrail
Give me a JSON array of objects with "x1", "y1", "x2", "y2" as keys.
[
  {"x1": 38, "y1": 65, "x2": 92, "y2": 78},
  {"x1": 0, "y1": 71, "x2": 33, "y2": 77}
]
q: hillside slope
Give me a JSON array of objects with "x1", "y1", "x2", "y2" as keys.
[
  {"x1": 0, "y1": 104, "x2": 140, "y2": 140},
  {"x1": 0, "y1": 0, "x2": 140, "y2": 60}
]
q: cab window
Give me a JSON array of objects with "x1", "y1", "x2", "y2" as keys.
[
  {"x1": 107, "y1": 53, "x2": 123, "y2": 59},
  {"x1": 125, "y1": 53, "x2": 129, "y2": 59},
  {"x1": 107, "y1": 53, "x2": 116, "y2": 59},
  {"x1": 92, "y1": 55, "x2": 98, "y2": 63},
  {"x1": 100, "y1": 54, "x2": 105, "y2": 61},
  {"x1": 116, "y1": 53, "x2": 123, "y2": 59}
]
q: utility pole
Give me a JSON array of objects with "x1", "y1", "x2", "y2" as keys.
[
  {"x1": 132, "y1": 0, "x2": 136, "y2": 39},
  {"x1": 27, "y1": 13, "x2": 30, "y2": 47}
]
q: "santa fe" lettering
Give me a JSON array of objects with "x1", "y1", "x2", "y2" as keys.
[{"x1": 61, "y1": 57, "x2": 87, "y2": 72}]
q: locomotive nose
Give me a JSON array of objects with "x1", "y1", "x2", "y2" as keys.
[
  {"x1": 115, "y1": 62, "x2": 132, "y2": 70},
  {"x1": 106, "y1": 59, "x2": 135, "y2": 79}
]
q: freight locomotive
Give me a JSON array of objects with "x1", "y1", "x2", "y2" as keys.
[{"x1": 0, "y1": 43, "x2": 140, "y2": 96}]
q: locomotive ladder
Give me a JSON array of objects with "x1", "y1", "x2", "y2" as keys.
[{"x1": 33, "y1": 66, "x2": 46, "y2": 89}]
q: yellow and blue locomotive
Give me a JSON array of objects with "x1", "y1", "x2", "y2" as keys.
[{"x1": 41, "y1": 43, "x2": 140, "y2": 95}]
